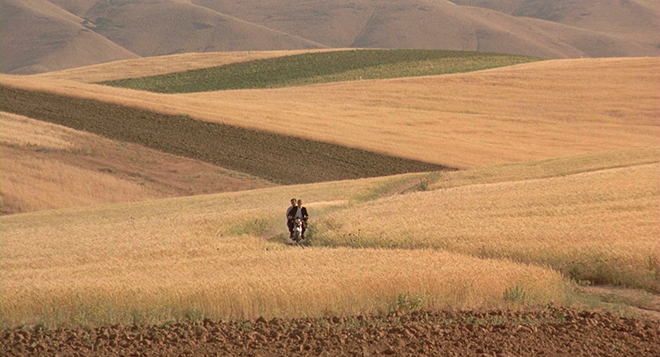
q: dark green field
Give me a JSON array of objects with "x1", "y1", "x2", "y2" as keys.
[
  {"x1": 1, "y1": 86, "x2": 452, "y2": 184},
  {"x1": 99, "y1": 49, "x2": 542, "y2": 93}
]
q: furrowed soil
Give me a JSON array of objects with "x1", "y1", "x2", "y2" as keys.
[
  {"x1": 0, "y1": 86, "x2": 451, "y2": 185},
  {"x1": 2, "y1": 307, "x2": 659, "y2": 356}
]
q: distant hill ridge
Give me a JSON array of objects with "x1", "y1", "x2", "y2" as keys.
[{"x1": 2, "y1": 0, "x2": 658, "y2": 74}]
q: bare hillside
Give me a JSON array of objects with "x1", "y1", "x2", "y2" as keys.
[
  {"x1": 0, "y1": 0, "x2": 139, "y2": 74},
  {"x1": 1, "y1": 0, "x2": 658, "y2": 74},
  {"x1": 448, "y1": 0, "x2": 658, "y2": 37},
  {"x1": 196, "y1": 0, "x2": 659, "y2": 58},
  {"x1": 82, "y1": 0, "x2": 326, "y2": 57}
]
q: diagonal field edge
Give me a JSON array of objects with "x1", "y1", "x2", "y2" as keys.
[
  {"x1": 98, "y1": 50, "x2": 540, "y2": 94},
  {"x1": 1, "y1": 86, "x2": 454, "y2": 184}
]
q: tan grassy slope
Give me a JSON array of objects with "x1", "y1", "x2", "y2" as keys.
[
  {"x1": 81, "y1": 0, "x2": 327, "y2": 57},
  {"x1": 315, "y1": 147, "x2": 660, "y2": 293},
  {"x1": 449, "y1": 0, "x2": 659, "y2": 39},
  {"x1": 0, "y1": 113, "x2": 276, "y2": 214},
  {"x1": 2, "y1": 148, "x2": 655, "y2": 327},
  {"x1": 0, "y1": 0, "x2": 139, "y2": 74},
  {"x1": 0, "y1": 169, "x2": 561, "y2": 327},
  {"x1": 5, "y1": 56, "x2": 655, "y2": 169},
  {"x1": 189, "y1": 0, "x2": 660, "y2": 58}
]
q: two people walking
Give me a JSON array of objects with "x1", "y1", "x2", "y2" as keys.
[{"x1": 286, "y1": 198, "x2": 308, "y2": 240}]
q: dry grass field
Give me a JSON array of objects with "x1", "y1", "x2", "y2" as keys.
[
  {"x1": 2, "y1": 147, "x2": 657, "y2": 328},
  {"x1": 314, "y1": 148, "x2": 660, "y2": 292},
  {"x1": 1, "y1": 53, "x2": 659, "y2": 334},
  {"x1": 0, "y1": 113, "x2": 276, "y2": 214},
  {"x1": 178, "y1": 57, "x2": 657, "y2": 168},
  {"x1": 1, "y1": 113, "x2": 161, "y2": 213},
  {"x1": 2, "y1": 173, "x2": 570, "y2": 328},
  {"x1": 2, "y1": 56, "x2": 658, "y2": 169}
]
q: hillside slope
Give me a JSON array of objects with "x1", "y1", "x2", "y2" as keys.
[
  {"x1": 448, "y1": 0, "x2": 658, "y2": 38},
  {"x1": 2, "y1": 0, "x2": 658, "y2": 74},
  {"x1": 82, "y1": 0, "x2": 327, "y2": 57},
  {"x1": 0, "y1": 0, "x2": 139, "y2": 74},
  {"x1": 197, "y1": 0, "x2": 659, "y2": 58},
  {"x1": 3, "y1": 57, "x2": 657, "y2": 169},
  {"x1": 0, "y1": 112, "x2": 278, "y2": 214}
]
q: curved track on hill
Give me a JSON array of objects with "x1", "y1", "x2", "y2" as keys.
[{"x1": 1, "y1": 86, "x2": 452, "y2": 184}]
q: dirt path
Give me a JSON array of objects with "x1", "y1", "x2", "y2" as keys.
[
  {"x1": 3, "y1": 307, "x2": 658, "y2": 356},
  {"x1": 580, "y1": 286, "x2": 660, "y2": 321}
]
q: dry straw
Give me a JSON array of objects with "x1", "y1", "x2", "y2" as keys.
[
  {"x1": 2, "y1": 172, "x2": 570, "y2": 327},
  {"x1": 0, "y1": 113, "x2": 163, "y2": 212},
  {"x1": 1, "y1": 56, "x2": 658, "y2": 327},
  {"x1": 314, "y1": 148, "x2": 660, "y2": 292}
]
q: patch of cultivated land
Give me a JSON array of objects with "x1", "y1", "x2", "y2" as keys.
[
  {"x1": 97, "y1": 49, "x2": 541, "y2": 93},
  {"x1": 0, "y1": 113, "x2": 277, "y2": 214},
  {"x1": 3, "y1": 308, "x2": 659, "y2": 356},
  {"x1": 0, "y1": 86, "x2": 449, "y2": 185},
  {"x1": 2, "y1": 56, "x2": 657, "y2": 168},
  {"x1": 2, "y1": 53, "x2": 658, "y2": 356}
]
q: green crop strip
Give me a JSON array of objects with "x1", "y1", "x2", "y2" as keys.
[{"x1": 99, "y1": 49, "x2": 542, "y2": 93}]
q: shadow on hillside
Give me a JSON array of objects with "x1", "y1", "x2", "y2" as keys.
[{"x1": 1, "y1": 86, "x2": 454, "y2": 185}]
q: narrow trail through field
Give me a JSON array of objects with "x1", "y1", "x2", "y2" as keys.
[{"x1": 580, "y1": 286, "x2": 660, "y2": 321}]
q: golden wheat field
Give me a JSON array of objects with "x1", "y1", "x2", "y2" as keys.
[
  {"x1": 2, "y1": 173, "x2": 572, "y2": 327},
  {"x1": 0, "y1": 113, "x2": 167, "y2": 212},
  {"x1": 2, "y1": 146, "x2": 657, "y2": 327},
  {"x1": 2, "y1": 56, "x2": 658, "y2": 168},
  {"x1": 315, "y1": 148, "x2": 660, "y2": 291},
  {"x1": 1, "y1": 54, "x2": 659, "y2": 328}
]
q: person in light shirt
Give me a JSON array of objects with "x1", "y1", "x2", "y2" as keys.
[{"x1": 292, "y1": 199, "x2": 309, "y2": 239}]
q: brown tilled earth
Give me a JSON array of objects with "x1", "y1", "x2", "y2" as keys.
[
  {"x1": 0, "y1": 86, "x2": 451, "y2": 186},
  {"x1": 0, "y1": 135, "x2": 277, "y2": 215},
  {"x1": 2, "y1": 307, "x2": 659, "y2": 356}
]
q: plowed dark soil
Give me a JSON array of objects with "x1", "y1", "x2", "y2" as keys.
[
  {"x1": 2, "y1": 307, "x2": 658, "y2": 356},
  {"x1": 1, "y1": 86, "x2": 452, "y2": 185}
]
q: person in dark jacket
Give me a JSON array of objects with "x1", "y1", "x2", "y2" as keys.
[
  {"x1": 293, "y1": 199, "x2": 309, "y2": 239},
  {"x1": 286, "y1": 198, "x2": 297, "y2": 238}
]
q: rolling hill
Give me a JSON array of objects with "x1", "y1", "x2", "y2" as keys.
[
  {"x1": 4, "y1": 55, "x2": 655, "y2": 169},
  {"x1": 1, "y1": 53, "x2": 657, "y2": 214},
  {"x1": 0, "y1": 0, "x2": 140, "y2": 74},
  {"x1": 2, "y1": 0, "x2": 658, "y2": 74},
  {"x1": 0, "y1": 45, "x2": 658, "y2": 355}
]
